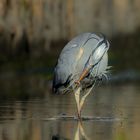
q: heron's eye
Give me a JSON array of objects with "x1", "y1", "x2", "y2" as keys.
[{"x1": 93, "y1": 43, "x2": 107, "y2": 60}]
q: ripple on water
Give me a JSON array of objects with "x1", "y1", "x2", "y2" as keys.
[{"x1": 43, "y1": 115, "x2": 122, "y2": 122}]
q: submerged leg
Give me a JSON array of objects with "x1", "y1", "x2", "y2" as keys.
[{"x1": 74, "y1": 87, "x2": 81, "y2": 119}]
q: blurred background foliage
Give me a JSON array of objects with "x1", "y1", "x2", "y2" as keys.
[{"x1": 0, "y1": 0, "x2": 140, "y2": 97}]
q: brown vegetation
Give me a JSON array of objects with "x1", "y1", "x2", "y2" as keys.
[{"x1": 0, "y1": 0, "x2": 140, "y2": 60}]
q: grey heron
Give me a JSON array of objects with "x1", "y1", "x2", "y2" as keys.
[{"x1": 52, "y1": 32, "x2": 110, "y2": 119}]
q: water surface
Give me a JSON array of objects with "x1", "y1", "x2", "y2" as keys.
[{"x1": 0, "y1": 84, "x2": 140, "y2": 140}]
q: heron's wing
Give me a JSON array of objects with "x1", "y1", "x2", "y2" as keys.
[{"x1": 53, "y1": 33, "x2": 91, "y2": 86}]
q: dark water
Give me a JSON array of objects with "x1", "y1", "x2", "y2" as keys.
[{"x1": 0, "y1": 84, "x2": 140, "y2": 140}]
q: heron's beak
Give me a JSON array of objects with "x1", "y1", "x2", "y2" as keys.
[{"x1": 75, "y1": 68, "x2": 90, "y2": 85}]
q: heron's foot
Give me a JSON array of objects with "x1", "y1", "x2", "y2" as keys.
[{"x1": 77, "y1": 112, "x2": 82, "y2": 121}]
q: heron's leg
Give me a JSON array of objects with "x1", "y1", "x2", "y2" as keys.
[
  {"x1": 74, "y1": 87, "x2": 81, "y2": 119},
  {"x1": 79, "y1": 84, "x2": 95, "y2": 114}
]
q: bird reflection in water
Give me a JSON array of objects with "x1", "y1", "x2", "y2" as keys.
[
  {"x1": 52, "y1": 120, "x2": 90, "y2": 140},
  {"x1": 74, "y1": 121, "x2": 90, "y2": 140}
]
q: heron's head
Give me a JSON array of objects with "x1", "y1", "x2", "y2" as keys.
[
  {"x1": 85, "y1": 36, "x2": 110, "y2": 82},
  {"x1": 92, "y1": 37, "x2": 109, "y2": 63}
]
